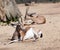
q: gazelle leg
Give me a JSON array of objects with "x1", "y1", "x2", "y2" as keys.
[
  {"x1": 32, "y1": 37, "x2": 36, "y2": 42},
  {"x1": 11, "y1": 33, "x2": 16, "y2": 41},
  {"x1": 18, "y1": 32, "x2": 21, "y2": 41},
  {"x1": 32, "y1": 34, "x2": 38, "y2": 42}
]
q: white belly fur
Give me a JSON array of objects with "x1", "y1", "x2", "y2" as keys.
[{"x1": 24, "y1": 28, "x2": 36, "y2": 40}]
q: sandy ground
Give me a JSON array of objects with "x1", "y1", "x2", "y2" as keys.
[{"x1": 0, "y1": 3, "x2": 60, "y2": 50}]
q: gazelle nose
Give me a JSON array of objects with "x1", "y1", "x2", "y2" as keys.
[{"x1": 40, "y1": 33, "x2": 43, "y2": 38}]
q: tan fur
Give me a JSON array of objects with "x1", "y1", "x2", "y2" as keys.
[
  {"x1": 20, "y1": 27, "x2": 31, "y2": 41},
  {"x1": 11, "y1": 24, "x2": 31, "y2": 41},
  {"x1": 31, "y1": 15, "x2": 46, "y2": 24},
  {"x1": 24, "y1": 7, "x2": 46, "y2": 24}
]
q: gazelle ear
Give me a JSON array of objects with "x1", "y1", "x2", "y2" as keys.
[{"x1": 25, "y1": 7, "x2": 29, "y2": 20}]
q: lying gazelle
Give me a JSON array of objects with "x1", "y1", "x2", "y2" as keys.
[
  {"x1": 24, "y1": 7, "x2": 46, "y2": 25},
  {"x1": 10, "y1": 24, "x2": 43, "y2": 43}
]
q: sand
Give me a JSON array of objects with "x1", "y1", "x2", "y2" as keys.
[{"x1": 0, "y1": 3, "x2": 60, "y2": 50}]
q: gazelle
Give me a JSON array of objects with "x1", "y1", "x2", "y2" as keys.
[
  {"x1": 11, "y1": 24, "x2": 43, "y2": 42},
  {"x1": 24, "y1": 7, "x2": 46, "y2": 25},
  {"x1": 11, "y1": 24, "x2": 31, "y2": 41}
]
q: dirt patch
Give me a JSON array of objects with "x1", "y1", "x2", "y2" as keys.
[{"x1": 0, "y1": 3, "x2": 60, "y2": 50}]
